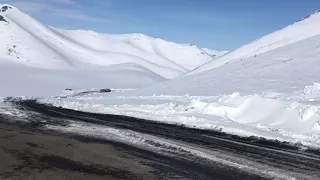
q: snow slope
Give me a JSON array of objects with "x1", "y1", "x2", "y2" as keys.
[
  {"x1": 55, "y1": 29, "x2": 220, "y2": 71},
  {"x1": 130, "y1": 34, "x2": 320, "y2": 96},
  {"x1": 0, "y1": 59, "x2": 165, "y2": 97},
  {"x1": 190, "y1": 10, "x2": 320, "y2": 74},
  {"x1": 0, "y1": 4, "x2": 223, "y2": 78}
]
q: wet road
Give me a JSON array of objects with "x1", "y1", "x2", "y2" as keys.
[{"x1": 0, "y1": 100, "x2": 320, "y2": 180}]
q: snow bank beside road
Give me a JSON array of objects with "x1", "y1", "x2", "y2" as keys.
[{"x1": 42, "y1": 85, "x2": 320, "y2": 148}]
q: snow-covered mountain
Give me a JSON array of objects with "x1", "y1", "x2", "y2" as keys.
[
  {"x1": 54, "y1": 29, "x2": 224, "y2": 71},
  {"x1": 130, "y1": 33, "x2": 320, "y2": 96},
  {"x1": 189, "y1": 10, "x2": 320, "y2": 74},
  {"x1": 0, "y1": 4, "x2": 224, "y2": 79}
]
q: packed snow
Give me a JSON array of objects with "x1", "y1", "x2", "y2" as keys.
[{"x1": 1, "y1": 4, "x2": 320, "y2": 148}]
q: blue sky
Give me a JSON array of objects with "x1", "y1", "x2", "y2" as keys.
[{"x1": 1, "y1": 0, "x2": 319, "y2": 50}]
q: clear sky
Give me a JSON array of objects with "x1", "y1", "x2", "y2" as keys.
[{"x1": 1, "y1": 0, "x2": 319, "y2": 50}]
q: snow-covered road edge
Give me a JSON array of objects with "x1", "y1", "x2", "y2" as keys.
[
  {"x1": 0, "y1": 97, "x2": 32, "y2": 117},
  {"x1": 40, "y1": 85, "x2": 320, "y2": 148}
]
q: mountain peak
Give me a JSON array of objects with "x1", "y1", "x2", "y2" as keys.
[{"x1": 0, "y1": 4, "x2": 14, "y2": 13}]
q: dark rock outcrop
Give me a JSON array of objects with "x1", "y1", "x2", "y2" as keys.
[
  {"x1": 0, "y1": 15, "x2": 8, "y2": 23},
  {"x1": 298, "y1": 9, "x2": 320, "y2": 22},
  {"x1": 1, "y1": 5, "x2": 12, "y2": 12},
  {"x1": 99, "y1": 88, "x2": 112, "y2": 93}
]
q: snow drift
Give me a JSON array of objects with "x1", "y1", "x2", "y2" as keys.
[{"x1": 42, "y1": 87, "x2": 320, "y2": 147}]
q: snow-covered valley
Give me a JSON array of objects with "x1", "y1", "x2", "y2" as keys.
[{"x1": 1, "y1": 4, "x2": 320, "y2": 148}]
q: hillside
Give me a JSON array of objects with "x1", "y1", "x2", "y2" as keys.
[
  {"x1": 54, "y1": 29, "x2": 224, "y2": 71},
  {"x1": 130, "y1": 34, "x2": 320, "y2": 96},
  {"x1": 189, "y1": 10, "x2": 320, "y2": 74},
  {"x1": 0, "y1": 4, "x2": 225, "y2": 79}
]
